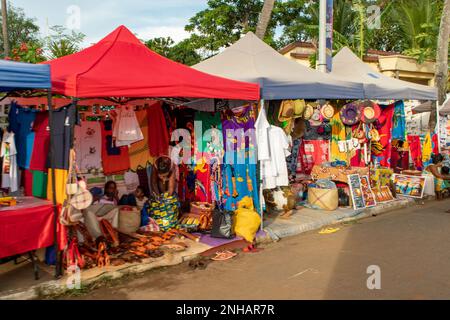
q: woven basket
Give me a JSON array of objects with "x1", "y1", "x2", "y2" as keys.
[
  {"x1": 118, "y1": 207, "x2": 141, "y2": 234},
  {"x1": 308, "y1": 187, "x2": 339, "y2": 211}
]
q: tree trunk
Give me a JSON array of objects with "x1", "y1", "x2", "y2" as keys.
[
  {"x1": 429, "y1": 0, "x2": 450, "y2": 132},
  {"x1": 256, "y1": 0, "x2": 276, "y2": 39},
  {"x1": 1, "y1": 0, "x2": 8, "y2": 57}
]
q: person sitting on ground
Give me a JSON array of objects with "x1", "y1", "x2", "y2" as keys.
[
  {"x1": 118, "y1": 186, "x2": 148, "y2": 209},
  {"x1": 96, "y1": 181, "x2": 119, "y2": 205},
  {"x1": 135, "y1": 186, "x2": 149, "y2": 209},
  {"x1": 151, "y1": 156, "x2": 177, "y2": 197}
]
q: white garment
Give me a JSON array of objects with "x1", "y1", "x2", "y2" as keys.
[
  {"x1": 261, "y1": 126, "x2": 291, "y2": 190},
  {"x1": 113, "y1": 107, "x2": 144, "y2": 147},
  {"x1": 74, "y1": 121, "x2": 102, "y2": 172},
  {"x1": 124, "y1": 171, "x2": 140, "y2": 194},
  {"x1": 255, "y1": 107, "x2": 271, "y2": 161},
  {"x1": 1, "y1": 132, "x2": 18, "y2": 192}
]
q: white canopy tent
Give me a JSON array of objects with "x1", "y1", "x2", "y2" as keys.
[
  {"x1": 331, "y1": 47, "x2": 438, "y2": 101},
  {"x1": 412, "y1": 95, "x2": 450, "y2": 115},
  {"x1": 193, "y1": 32, "x2": 365, "y2": 100}
]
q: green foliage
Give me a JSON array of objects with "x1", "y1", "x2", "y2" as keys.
[
  {"x1": 8, "y1": 42, "x2": 46, "y2": 63},
  {"x1": 0, "y1": 3, "x2": 41, "y2": 58},
  {"x1": 145, "y1": 37, "x2": 201, "y2": 66},
  {"x1": 391, "y1": 0, "x2": 443, "y2": 62},
  {"x1": 1, "y1": 0, "x2": 447, "y2": 68},
  {"x1": 183, "y1": 0, "x2": 446, "y2": 64},
  {"x1": 185, "y1": 0, "x2": 275, "y2": 55},
  {"x1": 145, "y1": 37, "x2": 175, "y2": 57},
  {"x1": 45, "y1": 25, "x2": 86, "y2": 59}
]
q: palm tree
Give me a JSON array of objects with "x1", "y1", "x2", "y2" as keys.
[
  {"x1": 429, "y1": 0, "x2": 450, "y2": 131},
  {"x1": 390, "y1": 0, "x2": 441, "y2": 62},
  {"x1": 256, "y1": 0, "x2": 276, "y2": 39},
  {"x1": 1, "y1": 0, "x2": 9, "y2": 57}
]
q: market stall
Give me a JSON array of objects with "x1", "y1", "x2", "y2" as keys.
[
  {"x1": 0, "y1": 59, "x2": 63, "y2": 279},
  {"x1": 31, "y1": 25, "x2": 264, "y2": 271},
  {"x1": 195, "y1": 34, "x2": 440, "y2": 215}
]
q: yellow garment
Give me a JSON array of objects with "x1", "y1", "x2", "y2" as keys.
[
  {"x1": 47, "y1": 169, "x2": 68, "y2": 205},
  {"x1": 330, "y1": 112, "x2": 347, "y2": 162},
  {"x1": 128, "y1": 109, "x2": 153, "y2": 171},
  {"x1": 422, "y1": 131, "x2": 432, "y2": 165},
  {"x1": 233, "y1": 196, "x2": 261, "y2": 243}
]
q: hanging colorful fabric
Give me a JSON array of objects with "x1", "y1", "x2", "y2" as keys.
[
  {"x1": 392, "y1": 101, "x2": 406, "y2": 141},
  {"x1": 330, "y1": 112, "x2": 347, "y2": 162},
  {"x1": 371, "y1": 103, "x2": 395, "y2": 167},
  {"x1": 422, "y1": 131, "x2": 433, "y2": 167},
  {"x1": 407, "y1": 135, "x2": 423, "y2": 170},
  {"x1": 432, "y1": 133, "x2": 439, "y2": 155}
]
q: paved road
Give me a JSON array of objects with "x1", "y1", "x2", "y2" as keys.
[{"x1": 67, "y1": 199, "x2": 450, "y2": 300}]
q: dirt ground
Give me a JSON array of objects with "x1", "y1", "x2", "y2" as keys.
[{"x1": 61, "y1": 199, "x2": 450, "y2": 300}]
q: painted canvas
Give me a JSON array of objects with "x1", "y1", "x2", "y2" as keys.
[
  {"x1": 393, "y1": 174, "x2": 426, "y2": 199},
  {"x1": 347, "y1": 174, "x2": 366, "y2": 210},
  {"x1": 360, "y1": 175, "x2": 377, "y2": 207}
]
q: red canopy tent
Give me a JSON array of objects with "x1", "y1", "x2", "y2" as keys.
[{"x1": 44, "y1": 25, "x2": 260, "y2": 100}]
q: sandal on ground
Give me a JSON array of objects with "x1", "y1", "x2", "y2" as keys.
[{"x1": 211, "y1": 250, "x2": 237, "y2": 261}]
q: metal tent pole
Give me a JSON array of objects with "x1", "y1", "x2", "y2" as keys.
[
  {"x1": 436, "y1": 100, "x2": 442, "y2": 153},
  {"x1": 47, "y1": 90, "x2": 62, "y2": 278},
  {"x1": 317, "y1": 0, "x2": 327, "y2": 73},
  {"x1": 259, "y1": 99, "x2": 265, "y2": 232}
]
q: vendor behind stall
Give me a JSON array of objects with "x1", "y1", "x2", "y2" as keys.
[{"x1": 151, "y1": 156, "x2": 177, "y2": 196}]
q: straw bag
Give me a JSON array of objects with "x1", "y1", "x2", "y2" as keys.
[
  {"x1": 308, "y1": 187, "x2": 339, "y2": 211},
  {"x1": 118, "y1": 206, "x2": 141, "y2": 234}
]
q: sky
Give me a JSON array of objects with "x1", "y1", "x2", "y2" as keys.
[{"x1": 12, "y1": 0, "x2": 208, "y2": 46}]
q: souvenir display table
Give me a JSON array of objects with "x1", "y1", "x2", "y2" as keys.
[
  {"x1": 311, "y1": 165, "x2": 370, "y2": 183},
  {"x1": 0, "y1": 197, "x2": 64, "y2": 259}
]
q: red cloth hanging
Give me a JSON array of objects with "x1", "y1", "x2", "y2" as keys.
[
  {"x1": 299, "y1": 140, "x2": 330, "y2": 174},
  {"x1": 407, "y1": 135, "x2": 423, "y2": 170},
  {"x1": 147, "y1": 102, "x2": 169, "y2": 157},
  {"x1": 372, "y1": 103, "x2": 395, "y2": 167},
  {"x1": 101, "y1": 120, "x2": 130, "y2": 175},
  {"x1": 22, "y1": 169, "x2": 33, "y2": 196},
  {"x1": 432, "y1": 133, "x2": 439, "y2": 154}
]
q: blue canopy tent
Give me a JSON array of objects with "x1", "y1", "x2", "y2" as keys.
[
  {"x1": 0, "y1": 60, "x2": 51, "y2": 91},
  {"x1": 0, "y1": 59, "x2": 61, "y2": 278}
]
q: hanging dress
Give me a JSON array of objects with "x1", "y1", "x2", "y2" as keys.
[{"x1": 221, "y1": 104, "x2": 259, "y2": 212}]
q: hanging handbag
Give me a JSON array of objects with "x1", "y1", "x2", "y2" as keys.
[
  {"x1": 211, "y1": 206, "x2": 235, "y2": 239},
  {"x1": 67, "y1": 149, "x2": 93, "y2": 210},
  {"x1": 60, "y1": 200, "x2": 84, "y2": 226},
  {"x1": 66, "y1": 149, "x2": 78, "y2": 195},
  {"x1": 70, "y1": 180, "x2": 93, "y2": 210}
]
